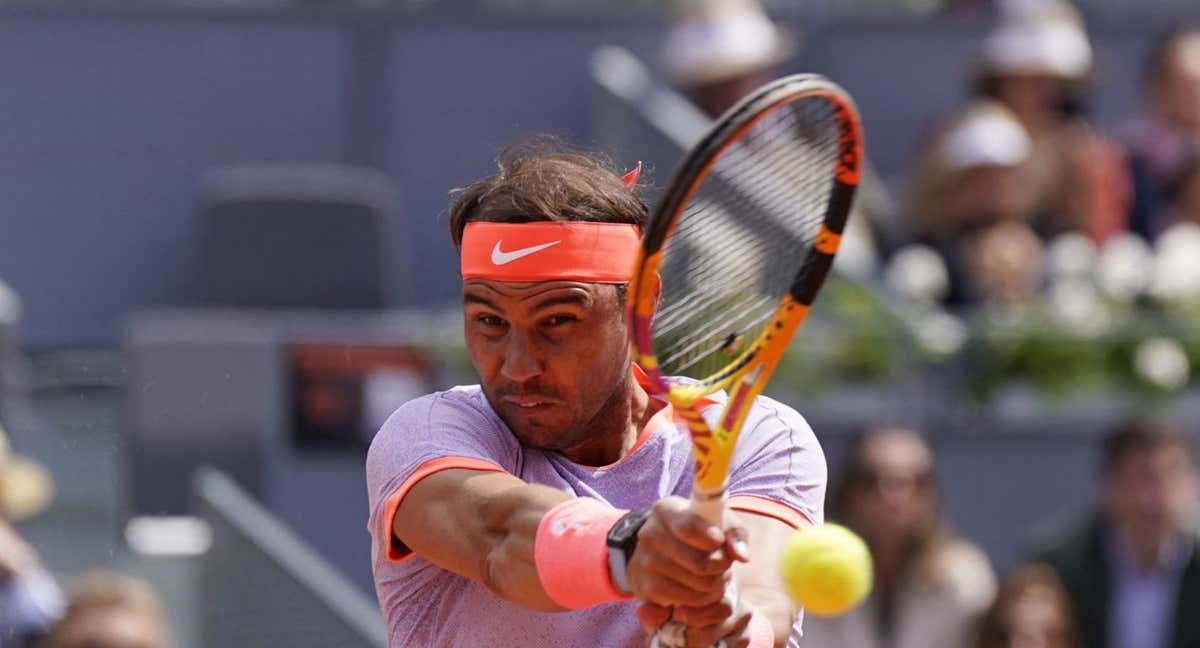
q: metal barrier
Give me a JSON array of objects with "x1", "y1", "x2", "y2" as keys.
[{"x1": 193, "y1": 468, "x2": 387, "y2": 648}]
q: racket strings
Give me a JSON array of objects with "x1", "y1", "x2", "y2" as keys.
[{"x1": 651, "y1": 96, "x2": 840, "y2": 378}]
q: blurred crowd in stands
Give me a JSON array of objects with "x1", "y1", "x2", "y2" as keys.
[
  {"x1": 0, "y1": 420, "x2": 174, "y2": 648},
  {"x1": 666, "y1": 0, "x2": 1200, "y2": 318},
  {"x1": 800, "y1": 421, "x2": 1200, "y2": 648}
]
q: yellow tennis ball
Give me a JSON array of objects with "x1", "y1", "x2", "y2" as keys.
[{"x1": 779, "y1": 523, "x2": 873, "y2": 616}]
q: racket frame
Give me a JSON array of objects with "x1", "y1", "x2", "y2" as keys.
[{"x1": 627, "y1": 75, "x2": 863, "y2": 525}]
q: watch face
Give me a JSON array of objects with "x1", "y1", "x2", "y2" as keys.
[
  {"x1": 612, "y1": 516, "x2": 639, "y2": 537},
  {"x1": 608, "y1": 510, "x2": 648, "y2": 545}
]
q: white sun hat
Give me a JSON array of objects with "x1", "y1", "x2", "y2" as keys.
[
  {"x1": 980, "y1": 7, "x2": 1093, "y2": 80},
  {"x1": 939, "y1": 102, "x2": 1032, "y2": 173},
  {"x1": 660, "y1": 0, "x2": 797, "y2": 87}
]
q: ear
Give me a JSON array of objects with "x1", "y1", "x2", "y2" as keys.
[{"x1": 621, "y1": 161, "x2": 642, "y2": 190}]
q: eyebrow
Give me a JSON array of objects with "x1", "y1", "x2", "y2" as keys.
[
  {"x1": 463, "y1": 293, "x2": 502, "y2": 311},
  {"x1": 530, "y1": 293, "x2": 592, "y2": 312}
]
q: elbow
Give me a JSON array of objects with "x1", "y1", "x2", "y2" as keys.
[{"x1": 480, "y1": 537, "x2": 564, "y2": 613}]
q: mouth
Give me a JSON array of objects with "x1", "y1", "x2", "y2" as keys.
[{"x1": 502, "y1": 396, "x2": 557, "y2": 410}]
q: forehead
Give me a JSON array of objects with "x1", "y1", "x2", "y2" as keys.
[
  {"x1": 860, "y1": 431, "x2": 932, "y2": 472},
  {"x1": 462, "y1": 279, "x2": 616, "y2": 307}
]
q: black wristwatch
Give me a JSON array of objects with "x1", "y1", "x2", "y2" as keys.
[{"x1": 606, "y1": 509, "x2": 651, "y2": 594}]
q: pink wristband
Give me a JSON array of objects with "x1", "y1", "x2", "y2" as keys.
[
  {"x1": 534, "y1": 498, "x2": 631, "y2": 609},
  {"x1": 747, "y1": 609, "x2": 774, "y2": 647}
]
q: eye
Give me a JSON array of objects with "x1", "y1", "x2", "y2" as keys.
[
  {"x1": 544, "y1": 314, "x2": 578, "y2": 327},
  {"x1": 477, "y1": 314, "x2": 506, "y2": 328}
]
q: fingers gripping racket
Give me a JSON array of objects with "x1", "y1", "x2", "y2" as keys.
[{"x1": 626, "y1": 75, "x2": 862, "y2": 646}]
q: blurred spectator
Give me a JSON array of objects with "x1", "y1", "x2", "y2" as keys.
[
  {"x1": 1032, "y1": 421, "x2": 1200, "y2": 648},
  {"x1": 659, "y1": 0, "x2": 795, "y2": 120},
  {"x1": 43, "y1": 571, "x2": 172, "y2": 648},
  {"x1": 904, "y1": 101, "x2": 1044, "y2": 306},
  {"x1": 975, "y1": 563, "x2": 1080, "y2": 648},
  {"x1": 972, "y1": 0, "x2": 1129, "y2": 243},
  {"x1": 803, "y1": 427, "x2": 996, "y2": 648},
  {"x1": 1121, "y1": 27, "x2": 1200, "y2": 241},
  {"x1": 658, "y1": 0, "x2": 895, "y2": 274},
  {"x1": 0, "y1": 423, "x2": 61, "y2": 648}
]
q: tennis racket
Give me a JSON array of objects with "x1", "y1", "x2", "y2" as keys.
[{"x1": 626, "y1": 74, "x2": 862, "y2": 647}]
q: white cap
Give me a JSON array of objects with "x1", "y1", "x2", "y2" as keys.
[
  {"x1": 938, "y1": 103, "x2": 1032, "y2": 172},
  {"x1": 661, "y1": 0, "x2": 796, "y2": 86},
  {"x1": 980, "y1": 11, "x2": 1093, "y2": 79}
]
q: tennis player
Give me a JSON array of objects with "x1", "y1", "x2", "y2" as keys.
[{"x1": 366, "y1": 145, "x2": 827, "y2": 647}]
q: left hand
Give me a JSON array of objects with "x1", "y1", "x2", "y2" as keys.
[{"x1": 636, "y1": 597, "x2": 755, "y2": 648}]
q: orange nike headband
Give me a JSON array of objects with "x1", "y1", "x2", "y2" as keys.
[{"x1": 460, "y1": 221, "x2": 641, "y2": 283}]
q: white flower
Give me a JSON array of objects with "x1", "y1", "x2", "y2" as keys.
[
  {"x1": 1045, "y1": 232, "x2": 1097, "y2": 281},
  {"x1": 1096, "y1": 232, "x2": 1153, "y2": 302},
  {"x1": 1134, "y1": 337, "x2": 1190, "y2": 391},
  {"x1": 1151, "y1": 222, "x2": 1200, "y2": 303},
  {"x1": 916, "y1": 310, "x2": 969, "y2": 356},
  {"x1": 885, "y1": 245, "x2": 950, "y2": 303},
  {"x1": 1046, "y1": 278, "x2": 1110, "y2": 336}
]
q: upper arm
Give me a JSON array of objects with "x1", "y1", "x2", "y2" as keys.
[{"x1": 365, "y1": 392, "x2": 518, "y2": 561}]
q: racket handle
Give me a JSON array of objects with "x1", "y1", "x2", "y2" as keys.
[
  {"x1": 652, "y1": 489, "x2": 731, "y2": 647},
  {"x1": 690, "y1": 487, "x2": 726, "y2": 526}
]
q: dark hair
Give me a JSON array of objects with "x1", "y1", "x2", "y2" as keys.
[
  {"x1": 972, "y1": 72, "x2": 1087, "y2": 120},
  {"x1": 447, "y1": 139, "x2": 647, "y2": 246},
  {"x1": 1145, "y1": 26, "x2": 1200, "y2": 85},
  {"x1": 974, "y1": 563, "x2": 1079, "y2": 648},
  {"x1": 1102, "y1": 419, "x2": 1196, "y2": 477}
]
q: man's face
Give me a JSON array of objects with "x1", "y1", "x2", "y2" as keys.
[
  {"x1": 1105, "y1": 443, "x2": 1199, "y2": 539},
  {"x1": 845, "y1": 431, "x2": 937, "y2": 544},
  {"x1": 462, "y1": 279, "x2": 632, "y2": 451}
]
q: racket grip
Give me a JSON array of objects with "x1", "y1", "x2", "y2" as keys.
[
  {"x1": 651, "y1": 489, "x2": 730, "y2": 647},
  {"x1": 651, "y1": 582, "x2": 740, "y2": 648}
]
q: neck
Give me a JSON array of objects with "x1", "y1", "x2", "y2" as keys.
[
  {"x1": 870, "y1": 539, "x2": 911, "y2": 597},
  {"x1": 558, "y1": 371, "x2": 662, "y2": 466}
]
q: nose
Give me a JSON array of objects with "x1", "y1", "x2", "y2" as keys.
[{"x1": 500, "y1": 330, "x2": 543, "y2": 384}]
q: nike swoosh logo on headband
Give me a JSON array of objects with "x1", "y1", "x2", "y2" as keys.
[{"x1": 491, "y1": 240, "x2": 562, "y2": 265}]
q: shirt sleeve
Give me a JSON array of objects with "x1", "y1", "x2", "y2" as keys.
[
  {"x1": 723, "y1": 395, "x2": 827, "y2": 528},
  {"x1": 365, "y1": 390, "x2": 519, "y2": 561}
]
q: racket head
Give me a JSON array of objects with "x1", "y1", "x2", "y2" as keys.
[{"x1": 626, "y1": 75, "x2": 862, "y2": 486}]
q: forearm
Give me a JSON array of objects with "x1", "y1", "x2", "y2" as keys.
[
  {"x1": 394, "y1": 470, "x2": 572, "y2": 611},
  {"x1": 478, "y1": 481, "x2": 576, "y2": 609},
  {"x1": 737, "y1": 583, "x2": 796, "y2": 646},
  {"x1": 730, "y1": 511, "x2": 800, "y2": 647}
]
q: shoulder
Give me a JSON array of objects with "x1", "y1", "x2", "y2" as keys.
[
  {"x1": 743, "y1": 394, "x2": 820, "y2": 448},
  {"x1": 375, "y1": 386, "x2": 494, "y2": 436},
  {"x1": 366, "y1": 386, "x2": 514, "y2": 471}
]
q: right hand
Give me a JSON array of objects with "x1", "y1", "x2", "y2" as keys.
[{"x1": 625, "y1": 496, "x2": 749, "y2": 609}]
